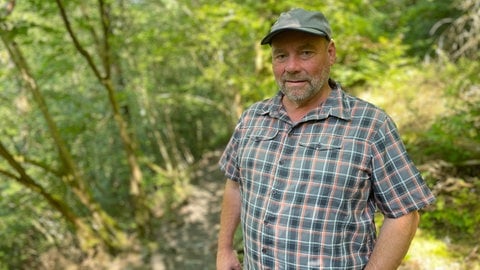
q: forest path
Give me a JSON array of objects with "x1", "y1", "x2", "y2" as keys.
[{"x1": 154, "y1": 151, "x2": 224, "y2": 270}]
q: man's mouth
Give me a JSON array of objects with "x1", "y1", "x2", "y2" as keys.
[{"x1": 285, "y1": 80, "x2": 308, "y2": 86}]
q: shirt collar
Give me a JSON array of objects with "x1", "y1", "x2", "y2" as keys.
[{"x1": 322, "y1": 81, "x2": 352, "y2": 121}]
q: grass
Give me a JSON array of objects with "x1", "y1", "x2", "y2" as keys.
[{"x1": 401, "y1": 229, "x2": 480, "y2": 270}]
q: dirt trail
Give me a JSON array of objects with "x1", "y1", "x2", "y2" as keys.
[{"x1": 154, "y1": 152, "x2": 224, "y2": 270}]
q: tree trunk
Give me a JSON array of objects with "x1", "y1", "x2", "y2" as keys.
[
  {"x1": 55, "y1": 0, "x2": 151, "y2": 237},
  {"x1": 0, "y1": 28, "x2": 129, "y2": 252}
]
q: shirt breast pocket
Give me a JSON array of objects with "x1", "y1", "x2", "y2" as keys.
[
  {"x1": 298, "y1": 134, "x2": 371, "y2": 190},
  {"x1": 298, "y1": 134, "x2": 343, "y2": 151},
  {"x1": 248, "y1": 128, "x2": 279, "y2": 142},
  {"x1": 239, "y1": 128, "x2": 279, "y2": 173},
  {"x1": 297, "y1": 134, "x2": 344, "y2": 184}
]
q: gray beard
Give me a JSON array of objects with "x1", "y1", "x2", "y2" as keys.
[{"x1": 278, "y1": 68, "x2": 330, "y2": 104}]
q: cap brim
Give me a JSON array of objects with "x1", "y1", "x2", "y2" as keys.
[{"x1": 260, "y1": 28, "x2": 329, "y2": 45}]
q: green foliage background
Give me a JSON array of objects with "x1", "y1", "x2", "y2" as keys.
[{"x1": 0, "y1": 0, "x2": 479, "y2": 269}]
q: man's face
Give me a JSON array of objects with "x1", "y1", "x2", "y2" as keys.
[{"x1": 271, "y1": 31, "x2": 336, "y2": 106}]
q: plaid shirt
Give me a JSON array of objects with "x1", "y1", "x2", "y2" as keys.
[{"x1": 220, "y1": 81, "x2": 435, "y2": 269}]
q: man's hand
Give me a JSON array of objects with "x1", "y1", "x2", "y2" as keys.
[
  {"x1": 216, "y1": 180, "x2": 242, "y2": 269},
  {"x1": 216, "y1": 248, "x2": 242, "y2": 270}
]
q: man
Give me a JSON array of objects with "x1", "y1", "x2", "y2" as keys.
[{"x1": 217, "y1": 8, "x2": 435, "y2": 270}]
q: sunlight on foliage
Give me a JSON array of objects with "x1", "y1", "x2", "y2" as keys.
[{"x1": 402, "y1": 230, "x2": 480, "y2": 270}]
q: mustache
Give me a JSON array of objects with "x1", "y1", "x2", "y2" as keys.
[{"x1": 281, "y1": 75, "x2": 310, "y2": 81}]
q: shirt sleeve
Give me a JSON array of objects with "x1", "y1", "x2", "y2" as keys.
[
  {"x1": 371, "y1": 116, "x2": 435, "y2": 218},
  {"x1": 219, "y1": 121, "x2": 242, "y2": 182}
]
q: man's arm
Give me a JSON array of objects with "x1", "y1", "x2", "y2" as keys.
[
  {"x1": 216, "y1": 179, "x2": 242, "y2": 270},
  {"x1": 364, "y1": 211, "x2": 420, "y2": 270}
]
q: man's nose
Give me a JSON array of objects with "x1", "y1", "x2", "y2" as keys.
[{"x1": 284, "y1": 56, "x2": 302, "y2": 73}]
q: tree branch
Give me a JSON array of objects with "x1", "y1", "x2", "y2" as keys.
[
  {"x1": 0, "y1": 168, "x2": 18, "y2": 180},
  {"x1": 0, "y1": 141, "x2": 86, "y2": 235},
  {"x1": 98, "y1": 0, "x2": 111, "y2": 79},
  {"x1": 20, "y1": 156, "x2": 63, "y2": 178},
  {"x1": 54, "y1": 0, "x2": 149, "y2": 238},
  {"x1": 55, "y1": 0, "x2": 105, "y2": 81}
]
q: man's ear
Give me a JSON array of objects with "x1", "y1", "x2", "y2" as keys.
[{"x1": 327, "y1": 40, "x2": 336, "y2": 65}]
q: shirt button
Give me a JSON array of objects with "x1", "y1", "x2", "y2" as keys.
[
  {"x1": 262, "y1": 247, "x2": 267, "y2": 254},
  {"x1": 271, "y1": 189, "x2": 281, "y2": 200},
  {"x1": 264, "y1": 215, "x2": 274, "y2": 225}
]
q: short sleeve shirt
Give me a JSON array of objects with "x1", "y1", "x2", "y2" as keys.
[{"x1": 219, "y1": 82, "x2": 435, "y2": 270}]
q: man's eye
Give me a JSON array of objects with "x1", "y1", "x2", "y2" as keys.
[
  {"x1": 301, "y1": 51, "x2": 315, "y2": 58},
  {"x1": 274, "y1": 54, "x2": 287, "y2": 61}
]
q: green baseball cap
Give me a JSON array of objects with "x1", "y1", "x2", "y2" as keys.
[{"x1": 261, "y1": 8, "x2": 332, "y2": 45}]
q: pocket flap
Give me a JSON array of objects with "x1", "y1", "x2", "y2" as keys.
[
  {"x1": 299, "y1": 134, "x2": 343, "y2": 150},
  {"x1": 248, "y1": 128, "x2": 278, "y2": 141}
]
